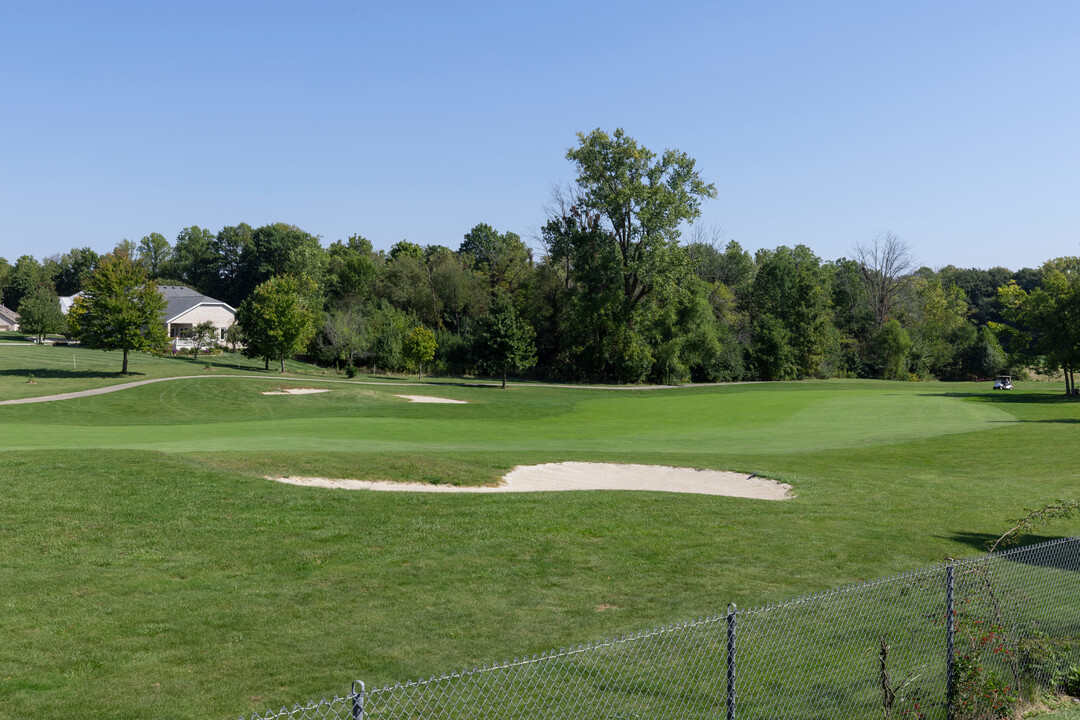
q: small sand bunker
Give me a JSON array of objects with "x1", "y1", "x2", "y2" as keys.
[
  {"x1": 394, "y1": 394, "x2": 469, "y2": 404},
  {"x1": 271, "y1": 462, "x2": 791, "y2": 500},
  {"x1": 262, "y1": 388, "x2": 331, "y2": 396}
]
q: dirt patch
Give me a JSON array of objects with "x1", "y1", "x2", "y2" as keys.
[{"x1": 270, "y1": 462, "x2": 791, "y2": 500}]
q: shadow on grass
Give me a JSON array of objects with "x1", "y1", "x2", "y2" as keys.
[
  {"x1": 0, "y1": 368, "x2": 141, "y2": 379},
  {"x1": 931, "y1": 391, "x2": 1078, "y2": 405},
  {"x1": 943, "y1": 532, "x2": 1080, "y2": 571}
]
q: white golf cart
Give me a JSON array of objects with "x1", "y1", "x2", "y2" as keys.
[{"x1": 993, "y1": 375, "x2": 1013, "y2": 390}]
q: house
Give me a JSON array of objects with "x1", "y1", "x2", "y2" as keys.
[
  {"x1": 59, "y1": 293, "x2": 82, "y2": 315},
  {"x1": 0, "y1": 305, "x2": 19, "y2": 332},
  {"x1": 159, "y1": 286, "x2": 236, "y2": 350},
  {"x1": 59, "y1": 286, "x2": 237, "y2": 351}
]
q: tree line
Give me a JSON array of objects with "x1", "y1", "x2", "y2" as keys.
[{"x1": 4, "y1": 128, "x2": 1079, "y2": 389}]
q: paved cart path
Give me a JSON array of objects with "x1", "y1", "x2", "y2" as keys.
[{"x1": 0, "y1": 375, "x2": 747, "y2": 405}]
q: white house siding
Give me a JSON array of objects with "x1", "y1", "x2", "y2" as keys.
[{"x1": 168, "y1": 304, "x2": 236, "y2": 339}]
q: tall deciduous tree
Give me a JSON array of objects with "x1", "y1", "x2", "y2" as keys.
[
  {"x1": 473, "y1": 293, "x2": 536, "y2": 388},
  {"x1": 6, "y1": 255, "x2": 46, "y2": 311},
  {"x1": 53, "y1": 247, "x2": 99, "y2": 296},
  {"x1": 208, "y1": 223, "x2": 255, "y2": 305},
  {"x1": 70, "y1": 252, "x2": 168, "y2": 374},
  {"x1": 137, "y1": 233, "x2": 172, "y2": 278},
  {"x1": 855, "y1": 231, "x2": 916, "y2": 328},
  {"x1": 18, "y1": 285, "x2": 65, "y2": 343},
  {"x1": 459, "y1": 223, "x2": 531, "y2": 291},
  {"x1": 169, "y1": 226, "x2": 217, "y2": 292},
  {"x1": 236, "y1": 275, "x2": 317, "y2": 373},
  {"x1": 566, "y1": 128, "x2": 716, "y2": 314},
  {"x1": 238, "y1": 224, "x2": 326, "y2": 304},
  {"x1": 997, "y1": 257, "x2": 1080, "y2": 394}
]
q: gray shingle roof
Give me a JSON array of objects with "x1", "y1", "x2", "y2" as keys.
[{"x1": 159, "y1": 286, "x2": 235, "y2": 323}]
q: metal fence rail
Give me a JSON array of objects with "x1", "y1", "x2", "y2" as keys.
[{"x1": 242, "y1": 536, "x2": 1080, "y2": 720}]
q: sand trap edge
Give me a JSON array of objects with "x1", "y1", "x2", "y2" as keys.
[
  {"x1": 394, "y1": 394, "x2": 469, "y2": 404},
  {"x1": 270, "y1": 462, "x2": 792, "y2": 500},
  {"x1": 262, "y1": 388, "x2": 331, "y2": 395}
]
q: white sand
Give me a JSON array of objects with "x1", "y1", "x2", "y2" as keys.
[
  {"x1": 262, "y1": 388, "x2": 331, "y2": 395},
  {"x1": 271, "y1": 462, "x2": 792, "y2": 500},
  {"x1": 395, "y1": 394, "x2": 469, "y2": 404}
]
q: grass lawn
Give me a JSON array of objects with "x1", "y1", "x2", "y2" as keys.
[
  {"x1": 0, "y1": 351, "x2": 1078, "y2": 719},
  {"x1": 1030, "y1": 700, "x2": 1080, "y2": 718},
  {"x1": 0, "y1": 343, "x2": 400, "y2": 401}
]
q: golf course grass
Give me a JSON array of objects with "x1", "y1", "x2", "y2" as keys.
[{"x1": 1, "y1": 344, "x2": 1078, "y2": 719}]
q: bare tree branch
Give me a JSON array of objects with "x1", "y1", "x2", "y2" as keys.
[{"x1": 855, "y1": 231, "x2": 917, "y2": 327}]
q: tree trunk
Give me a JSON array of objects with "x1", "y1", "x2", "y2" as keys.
[
  {"x1": 122, "y1": 349, "x2": 129, "y2": 375},
  {"x1": 502, "y1": 370, "x2": 507, "y2": 389},
  {"x1": 280, "y1": 357, "x2": 285, "y2": 374},
  {"x1": 264, "y1": 357, "x2": 269, "y2": 371}
]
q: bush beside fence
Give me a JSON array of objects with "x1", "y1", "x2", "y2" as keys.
[{"x1": 242, "y1": 536, "x2": 1080, "y2": 720}]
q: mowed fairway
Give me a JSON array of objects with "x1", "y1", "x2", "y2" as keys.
[{"x1": 1, "y1": 350, "x2": 1079, "y2": 720}]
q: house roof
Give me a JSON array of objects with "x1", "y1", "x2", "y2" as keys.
[
  {"x1": 58, "y1": 292, "x2": 83, "y2": 314},
  {"x1": 0, "y1": 305, "x2": 19, "y2": 323},
  {"x1": 159, "y1": 286, "x2": 236, "y2": 324}
]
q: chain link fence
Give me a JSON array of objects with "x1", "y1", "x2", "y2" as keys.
[{"x1": 242, "y1": 536, "x2": 1080, "y2": 720}]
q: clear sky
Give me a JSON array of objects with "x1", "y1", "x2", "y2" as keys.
[{"x1": 1, "y1": 1, "x2": 1077, "y2": 271}]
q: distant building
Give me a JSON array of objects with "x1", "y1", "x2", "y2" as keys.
[
  {"x1": 59, "y1": 285, "x2": 237, "y2": 351},
  {"x1": 59, "y1": 293, "x2": 82, "y2": 315},
  {"x1": 160, "y1": 286, "x2": 237, "y2": 350},
  {"x1": 0, "y1": 305, "x2": 20, "y2": 332}
]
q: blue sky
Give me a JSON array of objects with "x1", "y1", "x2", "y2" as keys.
[{"x1": 1, "y1": 1, "x2": 1077, "y2": 270}]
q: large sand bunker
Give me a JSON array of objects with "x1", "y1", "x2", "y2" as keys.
[{"x1": 272, "y1": 462, "x2": 792, "y2": 500}]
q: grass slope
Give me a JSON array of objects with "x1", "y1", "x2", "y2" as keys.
[{"x1": 0, "y1": 359, "x2": 1078, "y2": 719}]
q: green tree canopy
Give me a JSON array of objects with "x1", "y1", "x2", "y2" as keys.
[
  {"x1": 236, "y1": 275, "x2": 317, "y2": 373},
  {"x1": 18, "y1": 284, "x2": 65, "y2": 343},
  {"x1": 459, "y1": 223, "x2": 531, "y2": 291},
  {"x1": 402, "y1": 325, "x2": 437, "y2": 378},
  {"x1": 70, "y1": 252, "x2": 168, "y2": 374},
  {"x1": 473, "y1": 293, "x2": 536, "y2": 388},
  {"x1": 208, "y1": 223, "x2": 255, "y2": 305},
  {"x1": 6, "y1": 255, "x2": 47, "y2": 311},
  {"x1": 53, "y1": 247, "x2": 99, "y2": 296},
  {"x1": 996, "y1": 257, "x2": 1080, "y2": 394},
  {"x1": 137, "y1": 233, "x2": 172, "y2": 278},
  {"x1": 566, "y1": 128, "x2": 716, "y2": 313},
  {"x1": 169, "y1": 226, "x2": 217, "y2": 292}
]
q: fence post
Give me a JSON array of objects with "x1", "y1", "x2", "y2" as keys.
[
  {"x1": 351, "y1": 680, "x2": 365, "y2": 720},
  {"x1": 945, "y1": 561, "x2": 955, "y2": 720},
  {"x1": 727, "y1": 603, "x2": 737, "y2": 720}
]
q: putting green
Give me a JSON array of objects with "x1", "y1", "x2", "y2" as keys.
[{"x1": 0, "y1": 378, "x2": 1016, "y2": 455}]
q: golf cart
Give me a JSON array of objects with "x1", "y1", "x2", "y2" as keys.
[{"x1": 993, "y1": 375, "x2": 1013, "y2": 390}]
